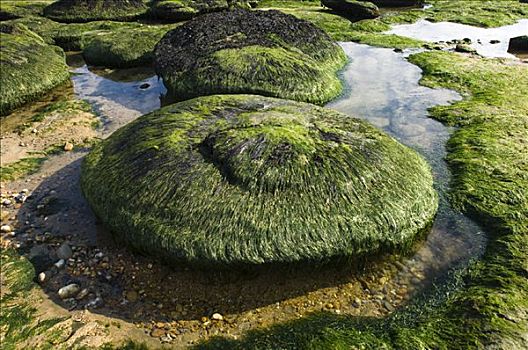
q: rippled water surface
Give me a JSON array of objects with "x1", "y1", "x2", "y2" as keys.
[{"x1": 388, "y1": 19, "x2": 528, "y2": 59}]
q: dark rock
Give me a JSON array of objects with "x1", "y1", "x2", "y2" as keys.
[
  {"x1": 56, "y1": 242, "x2": 73, "y2": 260},
  {"x1": 508, "y1": 36, "x2": 528, "y2": 53},
  {"x1": 28, "y1": 245, "x2": 53, "y2": 273},
  {"x1": 139, "y1": 83, "x2": 151, "y2": 89},
  {"x1": 322, "y1": 0, "x2": 380, "y2": 20},
  {"x1": 154, "y1": 9, "x2": 346, "y2": 104},
  {"x1": 490, "y1": 40, "x2": 501, "y2": 44},
  {"x1": 455, "y1": 44, "x2": 477, "y2": 54}
]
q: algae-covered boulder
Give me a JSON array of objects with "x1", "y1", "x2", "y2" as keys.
[
  {"x1": 0, "y1": 23, "x2": 69, "y2": 116},
  {"x1": 83, "y1": 25, "x2": 173, "y2": 68},
  {"x1": 154, "y1": 9, "x2": 347, "y2": 104},
  {"x1": 322, "y1": 0, "x2": 380, "y2": 20},
  {"x1": 0, "y1": 1, "x2": 49, "y2": 20},
  {"x1": 43, "y1": 0, "x2": 148, "y2": 23},
  {"x1": 358, "y1": 0, "x2": 423, "y2": 6},
  {"x1": 81, "y1": 94, "x2": 438, "y2": 267},
  {"x1": 149, "y1": 0, "x2": 250, "y2": 21}
]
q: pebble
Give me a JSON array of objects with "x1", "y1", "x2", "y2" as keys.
[
  {"x1": 57, "y1": 242, "x2": 73, "y2": 260},
  {"x1": 54, "y1": 259, "x2": 66, "y2": 269},
  {"x1": 76, "y1": 288, "x2": 90, "y2": 300},
  {"x1": 85, "y1": 297, "x2": 104, "y2": 309},
  {"x1": 139, "y1": 83, "x2": 151, "y2": 90},
  {"x1": 151, "y1": 328, "x2": 166, "y2": 338},
  {"x1": 126, "y1": 290, "x2": 139, "y2": 302},
  {"x1": 211, "y1": 313, "x2": 224, "y2": 321},
  {"x1": 38, "y1": 271, "x2": 48, "y2": 283},
  {"x1": 64, "y1": 142, "x2": 74, "y2": 152},
  {"x1": 58, "y1": 284, "x2": 80, "y2": 299},
  {"x1": 1, "y1": 225, "x2": 12, "y2": 233},
  {"x1": 2, "y1": 199, "x2": 12, "y2": 206}
]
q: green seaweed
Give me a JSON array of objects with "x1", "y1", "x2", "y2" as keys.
[
  {"x1": 43, "y1": 0, "x2": 148, "y2": 23},
  {"x1": 0, "y1": 23, "x2": 70, "y2": 116},
  {"x1": 194, "y1": 51, "x2": 528, "y2": 349},
  {"x1": 81, "y1": 94, "x2": 437, "y2": 267},
  {"x1": 0, "y1": 248, "x2": 65, "y2": 350},
  {"x1": 155, "y1": 9, "x2": 349, "y2": 104},
  {"x1": 83, "y1": 24, "x2": 176, "y2": 68}
]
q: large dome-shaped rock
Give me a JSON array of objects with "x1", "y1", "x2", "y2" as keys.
[
  {"x1": 81, "y1": 95, "x2": 438, "y2": 267},
  {"x1": 0, "y1": 23, "x2": 69, "y2": 116},
  {"x1": 44, "y1": 0, "x2": 148, "y2": 23},
  {"x1": 154, "y1": 9, "x2": 347, "y2": 105},
  {"x1": 508, "y1": 35, "x2": 528, "y2": 53},
  {"x1": 322, "y1": 0, "x2": 380, "y2": 20},
  {"x1": 149, "y1": 0, "x2": 250, "y2": 21}
]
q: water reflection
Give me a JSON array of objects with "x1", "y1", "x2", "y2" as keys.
[
  {"x1": 387, "y1": 19, "x2": 528, "y2": 59},
  {"x1": 68, "y1": 54, "x2": 166, "y2": 134},
  {"x1": 327, "y1": 43, "x2": 485, "y2": 277}
]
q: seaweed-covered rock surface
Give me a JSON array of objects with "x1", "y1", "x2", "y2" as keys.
[
  {"x1": 322, "y1": 0, "x2": 380, "y2": 20},
  {"x1": 43, "y1": 0, "x2": 148, "y2": 23},
  {"x1": 83, "y1": 25, "x2": 174, "y2": 68},
  {"x1": 81, "y1": 94, "x2": 438, "y2": 267},
  {"x1": 359, "y1": 0, "x2": 423, "y2": 7},
  {"x1": 154, "y1": 9, "x2": 347, "y2": 104},
  {"x1": 0, "y1": 23, "x2": 69, "y2": 116},
  {"x1": 149, "y1": 0, "x2": 250, "y2": 21}
]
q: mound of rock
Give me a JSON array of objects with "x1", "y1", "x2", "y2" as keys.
[
  {"x1": 154, "y1": 9, "x2": 347, "y2": 104},
  {"x1": 508, "y1": 35, "x2": 528, "y2": 53},
  {"x1": 44, "y1": 0, "x2": 148, "y2": 23},
  {"x1": 322, "y1": 0, "x2": 380, "y2": 20},
  {"x1": 149, "y1": 0, "x2": 251, "y2": 21},
  {"x1": 83, "y1": 25, "x2": 172, "y2": 68},
  {"x1": 0, "y1": 23, "x2": 69, "y2": 116},
  {"x1": 81, "y1": 95, "x2": 438, "y2": 267}
]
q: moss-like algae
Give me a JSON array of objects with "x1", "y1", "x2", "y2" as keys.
[
  {"x1": 194, "y1": 51, "x2": 528, "y2": 349},
  {"x1": 155, "y1": 9, "x2": 348, "y2": 104},
  {"x1": 81, "y1": 94, "x2": 437, "y2": 267},
  {"x1": 0, "y1": 1, "x2": 52, "y2": 20},
  {"x1": 149, "y1": 0, "x2": 251, "y2": 21},
  {"x1": 0, "y1": 23, "x2": 70, "y2": 116},
  {"x1": 43, "y1": 0, "x2": 148, "y2": 23},
  {"x1": 83, "y1": 24, "x2": 176, "y2": 68}
]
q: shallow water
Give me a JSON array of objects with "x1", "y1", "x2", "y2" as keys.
[
  {"x1": 328, "y1": 42, "x2": 485, "y2": 278},
  {"x1": 68, "y1": 54, "x2": 166, "y2": 135},
  {"x1": 387, "y1": 19, "x2": 528, "y2": 59}
]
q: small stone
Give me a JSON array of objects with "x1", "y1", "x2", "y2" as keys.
[
  {"x1": 76, "y1": 288, "x2": 90, "y2": 300},
  {"x1": 85, "y1": 297, "x2": 104, "y2": 309},
  {"x1": 151, "y1": 328, "x2": 165, "y2": 338},
  {"x1": 2, "y1": 199, "x2": 12, "y2": 206},
  {"x1": 38, "y1": 271, "x2": 48, "y2": 283},
  {"x1": 126, "y1": 290, "x2": 139, "y2": 302},
  {"x1": 32, "y1": 128, "x2": 38, "y2": 134},
  {"x1": 57, "y1": 242, "x2": 73, "y2": 260},
  {"x1": 211, "y1": 313, "x2": 223, "y2": 321},
  {"x1": 1, "y1": 225, "x2": 12, "y2": 233},
  {"x1": 58, "y1": 284, "x2": 80, "y2": 299},
  {"x1": 139, "y1": 83, "x2": 150, "y2": 89},
  {"x1": 383, "y1": 301, "x2": 395, "y2": 312},
  {"x1": 54, "y1": 259, "x2": 66, "y2": 269},
  {"x1": 353, "y1": 298, "x2": 361, "y2": 307},
  {"x1": 21, "y1": 189, "x2": 29, "y2": 193},
  {"x1": 455, "y1": 44, "x2": 476, "y2": 54},
  {"x1": 160, "y1": 335, "x2": 172, "y2": 343},
  {"x1": 490, "y1": 40, "x2": 500, "y2": 44},
  {"x1": 64, "y1": 142, "x2": 74, "y2": 152}
]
